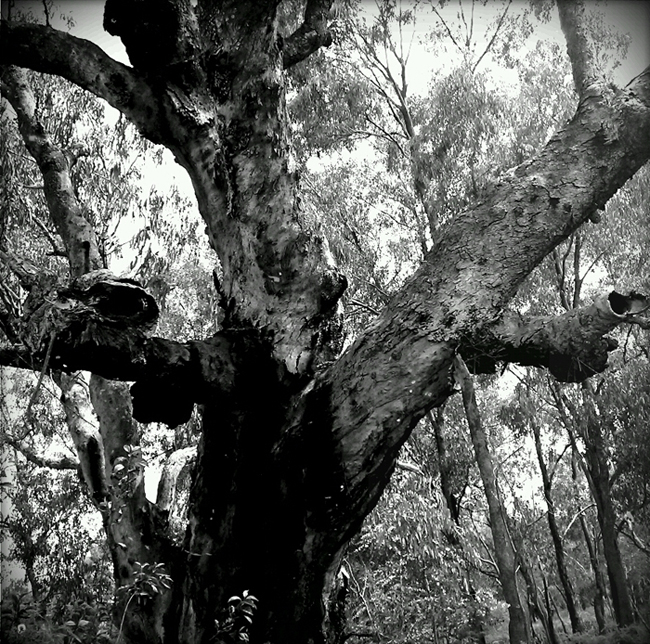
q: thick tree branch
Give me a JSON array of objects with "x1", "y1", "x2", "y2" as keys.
[
  {"x1": 283, "y1": 0, "x2": 334, "y2": 68},
  {"x1": 0, "y1": 296, "x2": 242, "y2": 428},
  {"x1": 462, "y1": 291, "x2": 648, "y2": 381},
  {"x1": 557, "y1": 0, "x2": 599, "y2": 96},
  {"x1": 302, "y1": 65, "x2": 650, "y2": 551},
  {"x1": 0, "y1": 22, "x2": 163, "y2": 142}
]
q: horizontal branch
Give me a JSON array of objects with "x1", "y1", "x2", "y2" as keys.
[
  {"x1": 462, "y1": 291, "x2": 649, "y2": 381},
  {"x1": 0, "y1": 22, "x2": 164, "y2": 143},
  {"x1": 0, "y1": 268, "x2": 245, "y2": 427}
]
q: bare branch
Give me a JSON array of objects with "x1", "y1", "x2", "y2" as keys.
[
  {"x1": 0, "y1": 22, "x2": 163, "y2": 142},
  {"x1": 31, "y1": 213, "x2": 67, "y2": 257},
  {"x1": 431, "y1": 6, "x2": 463, "y2": 54},
  {"x1": 472, "y1": 0, "x2": 511, "y2": 74},
  {"x1": 5, "y1": 437, "x2": 78, "y2": 470},
  {"x1": 348, "y1": 298, "x2": 379, "y2": 316},
  {"x1": 556, "y1": 0, "x2": 599, "y2": 96}
]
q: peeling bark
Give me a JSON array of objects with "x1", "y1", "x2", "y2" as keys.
[{"x1": 464, "y1": 291, "x2": 648, "y2": 382}]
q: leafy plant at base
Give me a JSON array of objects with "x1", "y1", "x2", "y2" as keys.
[
  {"x1": 213, "y1": 590, "x2": 259, "y2": 643},
  {"x1": 115, "y1": 562, "x2": 172, "y2": 642}
]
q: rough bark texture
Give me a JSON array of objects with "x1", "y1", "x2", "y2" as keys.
[
  {"x1": 1, "y1": 2, "x2": 650, "y2": 643},
  {"x1": 430, "y1": 407, "x2": 464, "y2": 525},
  {"x1": 1, "y1": 59, "x2": 178, "y2": 644},
  {"x1": 463, "y1": 291, "x2": 648, "y2": 382}
]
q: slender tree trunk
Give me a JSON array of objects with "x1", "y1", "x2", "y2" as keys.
[
  {"x1": 428, "y1": 410, "x2": 486, "y2": 643},
  {"x1": 571, "y1": 450, "x2": 608, "y2": 633},
  {"x1": 466, "y1": 572, "x2": 488, "y2": 644},
  {"x1": 454, "y1": 357, "x2": 530, "y2": 644},
  {"x1": 23, "y1": 542, "x2": 42, "y2": 604},
  {"x1": 514, "y1": 542, "x2": 558, "y2": 644},
  {"x1": 581, "y1": 383, "x2": 634, "y2": 627},
  {"x1": 581, "y1": 513, "x2": 608, "y2": 632},
  {"x1": 530, "y1": 416, "x2": 584, "y2": 633},
  {"x1": 540, "y1": 565, "x2": 561, "y2": 644}
]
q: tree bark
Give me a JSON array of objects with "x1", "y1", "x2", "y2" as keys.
[
  {"x1": 454, "y1": 356, "x2": 530, "y2": 644},
  {"x1": 429, "y1": 407, "x2": 465, "y2": 525},
  {"x1": 0, "y1": 63, "x2": 178, "y2": 642}
]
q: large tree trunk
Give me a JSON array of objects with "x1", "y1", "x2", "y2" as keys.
[
  {"x1": 454, "y1": 357, "x2": 530, "y2": 644},
  {"x1": 1, "y1": 2, "x2": 650, "y2": 643}
]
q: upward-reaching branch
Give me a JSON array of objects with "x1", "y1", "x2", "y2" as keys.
[
  {"x1": 0, "y1": 22, "x2": 163, "y2": 142},
  {"x1": 557, "y1": 0, "x2": 599, "y2": 96},
  {"x1": 1, "y1": 66, "x2": 103, "y2": 276}
]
